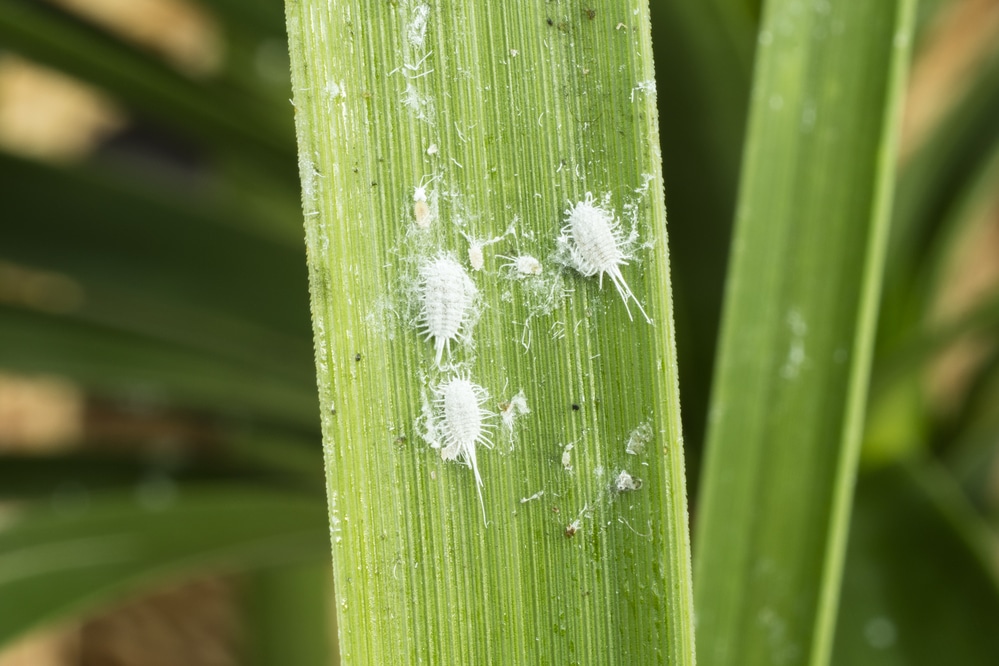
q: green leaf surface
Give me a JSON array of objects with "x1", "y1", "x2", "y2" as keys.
[
  {"x1": 832, "y1": 463, "x2": 999, "y2": 665},
  {"x1": 693, "y1": 2, "x2": 916, "y2": 665},
  {"x1": 0, "y1": 485, "x2": 328, "y2": 648},
  {"x1": 286, "y1": 0, "x2": 694, "y2": 663}
]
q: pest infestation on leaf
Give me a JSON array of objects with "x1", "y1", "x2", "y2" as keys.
[
  {"x1": 614, "y1": 470, "x2": 643, "y2": 492},
  {"x1": 463, "y1": 225, "x2": 514, "y2": 271},
  {"x1": 499, "y1": 254, "x2": 543, "y2": 277},
  {"x1": 417, "y1": 256, "x2": 478, "y2": 365},
  {"x1": 559, "y1": 192, "x2": 651, "y2": 323},
  {"x1": 433, "y1": 376, "x2": 495, "y2": 522},
  {"x1": 412, "y1": 174, "x2": 438, "y2": 228}
]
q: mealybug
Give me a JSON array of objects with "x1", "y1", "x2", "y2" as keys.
[
  {"x1": 500, "y1": 254, "x2": 543, "y2": 277},
  {"x1": 413, "y1": 175, "x2": 438, "y2": 228},
  {"x1": 467, "y1": 242, "x2": 484, "y2": 271},
  {"x1": 434, "y1": 376, "x2": 494, "y2": 521},
  {"x1": 560, "y1": 192, "x2": 651, "y2": 323},
  {"x1": 417, "y1": 256, "x2": 477, "y2": 365},
  {"x1": 614, "y1": 470, "x2": 643, "y2": 492}
]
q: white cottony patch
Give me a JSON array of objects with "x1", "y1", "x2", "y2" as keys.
[
  {"x1": 559, "y1": 192, "x2": 651, "y2": 323},
  {"x1": 413, "y1": 174, "x2": 438, "y2": 228},
  {"x1": 408, "y1": 3, "x2": 431, "y2": 48},
  {"x1": 462, "y1": 225, "x2": 511, "y2": 271},
  {"x1": 297, "y1": 154, "x2": 319, "y2": 212},
  {"x1": 426, "y1": 143, "x2": 438, "y2": 155},
  {"x1": 403, "y1": 82, "x2": 434, "y2": 123},
  {"x1": 561, "y1": 442, "x2": 574, "y2": 472},
  {"x1": 614, "y1": 470, "x2": 642, "y2": 492},
  {"x1": 519, "y1": 490, "x2": 544, "y2": 504},
  {"x1": 500, "y1": 254, "x2": 543, "y2": 277},
  {"x1": 326, "y1": 80, "x2": 345, "y2": 101},
  {"x1": 631, "y1": 79, "x2": 657, "y2": 101},
  {"x1": 432, "y1": 376, "x2": 494, "y2": 521},
  {"x1": 499, "y1": 390, "x2": 530, "y2": 433},
  {"x1": 467, "y1": 243, "x2": 484, "y2": 271},
  {"x1": 625, "y1": 421, "x2": 653, "y2": 456},
  {"x1": 781, "y1": 308, "x2": 808, "y2": 379},
  {"x1": 417, "y1": 256, "x2": 477, "y2": 365}
]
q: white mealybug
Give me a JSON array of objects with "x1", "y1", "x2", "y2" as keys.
[
  {"x1": 467, "y1": 242, "x2": 484, "y2": 271},
  {"x1": 463, "y1": 229, "x2": 510, "y2": 271},
  {"x1": 614, "y1": 470, "x2": 643, "y2": 492},
  {"x1": 560, "y1": 192, "x2": 651, "y2": 323},
  {"x1": 413, "y1": 174, "x2": 438, "y2": 228},
  {"x1": 499, "y1": 389, "x2": 530, "y2": 433},
  {"x1": 500, "y1": 254, "x2": 543, "y2": 277},
  {"x1": 434, "y1": 376, "x2": 494, "y2": 521},
  {"x1": 418, "y1": 256, "x2": 477, "y2": 365}
]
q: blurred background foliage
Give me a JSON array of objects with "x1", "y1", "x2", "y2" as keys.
[{"x1": 0, "y1": 0, "x2": 997, "y2": 664}]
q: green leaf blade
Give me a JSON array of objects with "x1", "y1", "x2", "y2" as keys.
[
  {"x1": 693, "y1": 2, "x2": 917, "y2": 665},
  {"x1": 286, "y1": 1, "x2": 693, "y2": 663}
]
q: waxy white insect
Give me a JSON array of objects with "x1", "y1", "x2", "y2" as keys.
[
  {"x1": 561, "y1": 192, "x2": 651, "y2": 323},
  {"x1": 417, "y1": 256, "x2": 477, "y2": 365},
  {"x1": 413, "y1": 174, "x2": 438, "y2": 228},
  {"x1": 499, "y1": 389, "x2": 530, "y2": 432},
  {"x1": 467, "y1": 243, "x2": 484, "y2": 271},
  {"x1": 614, "y1": 470, "x2": 642, "y2": 492},
  {"x1": 500, "y1": 254, "x2": 543, "y2": 277},
  {"x1": 434, "y1": 376, "x2": 494, "y2": 521}
]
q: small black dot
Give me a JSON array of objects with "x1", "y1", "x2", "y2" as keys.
[
  {"x1": 546, "y1": 17, "x2": 553, "y2": 26},
  {"x1": 571, "y1": 403, "x2": 580, "y2": 411},
  {"x1": 355, "y1": 353, "x2": 362, "y2": 362}
]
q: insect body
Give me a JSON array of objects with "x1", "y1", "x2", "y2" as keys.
[
  {"x1": 499, "y1": 254, "x2": 543, "y2": 277},
  {"x1": 418, "y1": 256, "x2": 477, "y2": 365},
  {"x1": 561, "y1": 193, "x2": 651, "y2": 323},
  {"x1": 434, "y1": 376, "x2": 494, "y2": 521},
  {"x1": 413, "y1": 174, "x2": 438, "y2": 228}
]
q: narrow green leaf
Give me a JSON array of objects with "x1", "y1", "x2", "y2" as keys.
[
  {"x1": 286, "y1": 1, "x2": 693, "y2": 663},
  {"x1": 832, "y1": 464, "x2": 999, "y2": 665},
  {"x1": 0, "y1": 486, "x2": 328, "y2": 648},
  {"x1": 693, "y1": 2, "x2": 916, "y2": 665}
]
